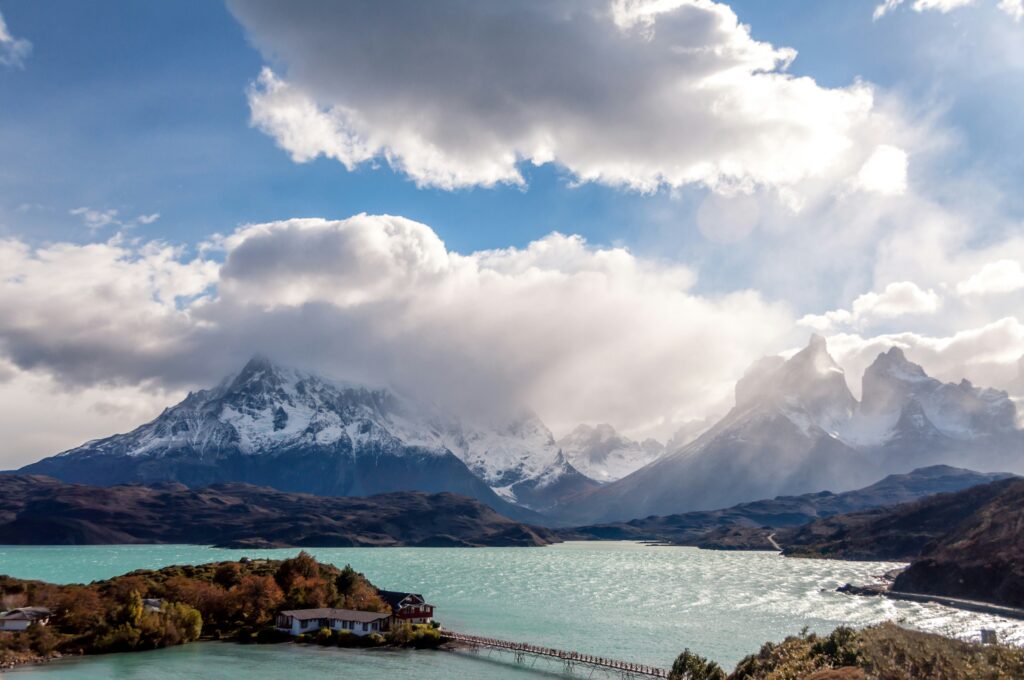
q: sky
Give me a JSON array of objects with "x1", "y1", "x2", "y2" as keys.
[{"x1": 1, "y1": 0, "x2": 1024, "y2": 467}]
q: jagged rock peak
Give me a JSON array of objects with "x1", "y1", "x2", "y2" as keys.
[
  {"x1": 865, "y1": 346, "x2": 928, "y2": 381},
  {"x1": 735, "y1": 335, "x2": 855, "y2": 427},
  {"x1": 790, "y1": 333, "x2": 844, "y2": 373}
]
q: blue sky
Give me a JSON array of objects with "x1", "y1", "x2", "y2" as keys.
[
  {"x1": 3, "y1": 0, "x2": 1021, "y2": 263},
  {"x1": 1, "y1": 0, "x2": 1024, "y2": 464}
]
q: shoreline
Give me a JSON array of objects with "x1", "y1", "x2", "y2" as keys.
[{"x1": 838, "y1": 582, "x2": 1024, "y2": 621}]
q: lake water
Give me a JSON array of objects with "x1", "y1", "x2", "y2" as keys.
[{"x1": 2, "y1": 542, "x2": 1022, "y2": 677}]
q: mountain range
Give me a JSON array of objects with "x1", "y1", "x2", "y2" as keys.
[
  {"x1": 17, "y1": 337, "x2": 1024, "y2": 525},
  {"x1": 19, "y1": 356, "x2": 593, "y2": 520},
  {"x1": 565, "y1": 464, "x2": 1013, "y2": 547},
  {"x1": 551, "y1": 335, "x2": 1024, "y2": 523}
]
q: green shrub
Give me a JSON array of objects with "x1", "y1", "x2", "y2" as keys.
[
  {"x1": 669, "y1": 648, "x2": 726, "y2": 680},
  {"x1": 811, "y1": 626, "x2": 862, "y2": 668},
  {"x1": 315, "y1": 627, "x2": 334, "y2": 646}
]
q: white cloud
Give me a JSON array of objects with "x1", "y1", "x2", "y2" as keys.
[
  {"x1": 70, "y1": 207, "x2": 120, "y2": 232},
  {"x1": 0, "y1": 10, "x2": 31, "y2": 68},
  {"x1": 0, "y1": 236, "x2": 218, "y2": 387},
  {"x1": 999, "y1": 0, "x2": 1024, "y2": 20},
  {"x1": 853, "y1": 145, "x2": 908, "y2": 195},
  {"x1": 799, "y1": 281, "x2": 940, "y2": 331},
  {"x1": 874, "y1": 0, "x2": 1023, "y2": 20},
  {"x1": 232, "y1": 0, "x2": 896, "y2": 198},
  {"x1": 956, "y1": 259, "x2": 1024, "y2": 295},
  {"x1": 69, "y1": 207, "x2": 162, "y2": 231}
]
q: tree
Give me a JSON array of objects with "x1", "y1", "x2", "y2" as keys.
[
  {"x1": 669, "y1": 649, "x2": 726, "y2": 680},
  {"x1": 335, "y1": 564, "x2": 358, "y2": 595},
  {"x1": 230, "y1": 575, "x2": 284, "y2": 623},
  {"x1": 120, "y1": 590, "x2": 145, "y2": 628},
  {"x1": 275, "y1": 551, "x2": 320, "y2": 591},
  {"x1": 160, "y1": 602, "x2": 203, "y2": 645},
  {"x1": 214, "y1": 563, "x2": 242, "y2": 590}
]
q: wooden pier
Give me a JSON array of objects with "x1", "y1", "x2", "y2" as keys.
[{"x1": 441, "y1": 630, "x2": 670, "y2": 678}]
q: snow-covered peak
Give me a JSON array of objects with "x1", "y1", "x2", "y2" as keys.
[
  {"x1": 557, "y1": 423, "x2": 665, "y2": 482},
  {"x1": 441, "y1": 409, "x2": 563, "y2": 488},
  {"x1": 850, "y1": 346, "x2": 1018, "y2": 443}
]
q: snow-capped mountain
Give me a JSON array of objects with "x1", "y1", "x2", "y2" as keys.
[
  {"x1": 21, "y1": 356, "x2": 593, "y2": 516},
  {"x1": 557, "y1": 424, "x2": 665, "y2": 482},
  {"x1": 852, "y1": 347, "x2": 1016, "y2": 442},
  {"x1": 554, "y1": 335, "x2": 1024, "y2": 523}
]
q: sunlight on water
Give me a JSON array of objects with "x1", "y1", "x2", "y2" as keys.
[{"x1": 2, "y1": 542, "x2": 1021, "y2": 677}]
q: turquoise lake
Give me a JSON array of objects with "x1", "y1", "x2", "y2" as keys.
[{"x1": 2, "y1": 542, "x2": 1021, "y2": 678}]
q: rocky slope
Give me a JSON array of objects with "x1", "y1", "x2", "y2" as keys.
[
  {"x1": 567, "y1": 465, "x2": 1012, "y2": 546},
  {"x1": 891, "y1": 479, "x2": 1024, "y2": 607},
  {"x1": 0, "y1": 474, "x2": 560, "y2": 547},
  {"x1": 19, "y1": 357, "x2": 595, "y2": 516},
  {"x1": 553, "y1": 336, "x2": 1024, "y2": 523},
  {"x1": 556, "y1": 424, "x2": 665, "y2": 482},
  {"x1": 779, "y1": 477, "x2": 1024, "y2": 608}
]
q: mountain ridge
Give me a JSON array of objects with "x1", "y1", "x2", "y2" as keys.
[
  {"x1": 551, "y1": 336, "x2": 1024, "y2": 523},
  {"x1": 565, "y1": 465, "x2": 1014, "y2": 546}
]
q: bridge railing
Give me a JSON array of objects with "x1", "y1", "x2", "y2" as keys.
[{"x1": 440, "y1": 630, "x2": 670, "y2": 678}]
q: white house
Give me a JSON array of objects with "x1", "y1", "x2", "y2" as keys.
[
  {"x1": 0, "y1": 607, "x2": 51, "y2": 632},
  {"x1": 275, "y1": 608, "x2": 390, "y2": 637}
]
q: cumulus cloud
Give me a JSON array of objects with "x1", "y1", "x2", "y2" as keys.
[
  {"x1": 0, "y1": 236, "x2": 218, "y2": 386},
  {"x1": 799, "y1": 281, "x2": 940, "y2": 331},
  {"x1": 956, "y1": 260, "x2": 1024, "y2": 295},
  {"x1": 232, "y1": 0, "x2": 897, "y2": 197},
  {"x1": 0, "y1": 10, "x2": 31, "y2": 68},
  {"x1": 0, "y1": 214, "x2": 795, "y2": 464}
]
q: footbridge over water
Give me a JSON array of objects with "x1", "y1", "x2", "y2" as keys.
[{"x1": 441, "y1": 630, "x2": 670, "y2": 678}]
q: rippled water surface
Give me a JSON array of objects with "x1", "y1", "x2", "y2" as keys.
[{"x1": 2, "y1": 542, "x2": 1021, "y2": 677}]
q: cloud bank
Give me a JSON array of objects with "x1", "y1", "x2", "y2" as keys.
[
  {"x1": 233, "y1": 0, "x2": 900, "y2": 198},
  {"x1": 0, "y1": 215, "x2": 794, "y2": 464}
]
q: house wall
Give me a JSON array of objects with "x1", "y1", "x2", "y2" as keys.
[
  {"x1": 330, "y1": 619, "x2": 381, "y2": 636},
  {"x1": 279, "y1": 616, "x2": 382, "y2": 636},
  {"x1": 0, "y1": 620, "x2": 32, "y2": 632}
]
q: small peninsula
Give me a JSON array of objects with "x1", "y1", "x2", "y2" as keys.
[{"x1": 0, "y1": 552, "x2": 442, "y2": 669}]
